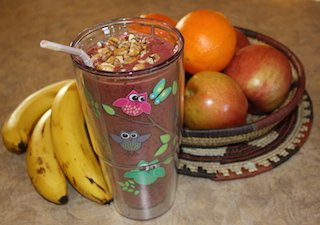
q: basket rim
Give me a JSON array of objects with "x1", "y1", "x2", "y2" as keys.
[{"x1": 182, "y1": 27, "x2": 306, "y2": 138}]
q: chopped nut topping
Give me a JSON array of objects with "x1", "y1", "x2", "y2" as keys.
[
  {"x1": 113, "y1": 47, "x2": 128, "y2": 56},
  {"x1": 96, "y1": 41, "x2": 103, "y2": 48},
  {"x1": 128, "y1": 33, "x2": 138, "y2": 43},
  {"x1": 128, "y1": 42, "x2": 142, "y2": 57},
  {"x1": 140, "y1": 50, "x2": 147, "y2": 58},
  {"x1": 90, "y1": 53, "x2": 103, "y2": 62},
  {"x1": 88, "y1": 33, "x2": 165, "y2": 72},
  {"x1": 108, "y1": 37, "x2": 119, "y2": 46},
  {"x1": 145, "y1": 53, "x2": 160, "y2": 64},
  {"x1": 97, "y1": 62, "x2": 115, "y2": 72},
  {"x1": 132, "y1": 63, "x2": 145, "y2": 71},
  {"x1": 106, "y1": 56, "x2": 115, "y2": 64},
  {"x1": 115, "y1": 55, "x2": 124, "y2": 64},
  {"x1": 97, "y1": 47, "x2": 110, "y2": 54},
  {"x1": 118, "y1": 41, "x2": 130, "y2": 49},
  {"x1": 108, "y1": 45, "x2": 116, "y2": 51},
  {"x1": 124, "y1": 56, "x2": 138, "y2": 64}
]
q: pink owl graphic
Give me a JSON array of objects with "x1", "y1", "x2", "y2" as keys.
[{"x1": 112, "y1": 90, "x2": 151, "y2": 116}]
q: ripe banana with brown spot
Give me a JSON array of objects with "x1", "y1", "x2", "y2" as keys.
[
  {"x1": 77, "y1": 86, "x2": 113, "y2": 196},
  {"x1": 26, "y1": 109, "x2": 68, "y2": 205},
  {"x1": 51, "y1": 81, "x2": 112, "y2": 204},
  {"x1": 1, "y1": 79, "x2": 74, "y2": 154}
]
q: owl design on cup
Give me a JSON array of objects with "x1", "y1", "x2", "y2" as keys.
[
  {"x1": 111, "y1": 130, "x2": 151, "y2": 152},
  {"x1": 112, "y1": 90, "x2": 151, "y2": 116}
]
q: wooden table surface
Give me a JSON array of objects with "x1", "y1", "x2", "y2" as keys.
[{"x1": 1, "y1": 0, "x2": 319, "y2": 224}]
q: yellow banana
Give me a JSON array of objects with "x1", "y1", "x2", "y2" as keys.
[
  {"x1": 51, "y1": 81, "x2": 112, "y2": 204},
  {"x1": 1, "y1": 79, "x2": 74, "y2": 154},
  {"x1": 83, "y1": 116, "x2": 113, "y2": 198},
  {"x1": 26, "y1": 109, "x2": 68, "y2": 204},
  {"x1": 76, "y1": 85, "x2": 113, "y2": 196}
]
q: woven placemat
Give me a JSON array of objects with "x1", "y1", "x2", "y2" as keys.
[{"x1": 177, "y1": 91, "x2": 313, "y2": 181}]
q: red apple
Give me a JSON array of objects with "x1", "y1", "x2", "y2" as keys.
[
  {"x1": 225, "y1": 44, "x2": 292, "y2": 114},
  {"x1": 235, "y1": 28, "x2": 250, "y2": 52},
  {"x1": 184, "y1": 71, "x2": 248, "y2": 129}
]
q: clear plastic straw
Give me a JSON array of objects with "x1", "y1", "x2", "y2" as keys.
[{"x1": 40, "y1": 40, "x2": 93, "y2": 67}]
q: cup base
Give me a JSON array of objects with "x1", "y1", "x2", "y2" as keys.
[{"x1": 113, "y1": 194, "x2": 175, "y2": 220}]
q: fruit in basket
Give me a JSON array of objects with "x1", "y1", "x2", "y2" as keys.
[
  {"x1": 176, "y1": 9, "x2": 236, "y2": 74},
  {"x1": 184, "y1": 71, "x2": 248, "y2": 129},
  {"x1": 225, "y1": 44, "x2": 292, "y2": 113},
  {"x1": 140, "y1": 13, "x2": 177, "y2": 26},
  {"x1": 235, "y1": 28, "x2": 250, "y2": 52}
]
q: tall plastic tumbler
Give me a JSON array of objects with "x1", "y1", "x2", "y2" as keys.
[{"x1": 70, "y1": 18, "x2": 184, "y2": 220}]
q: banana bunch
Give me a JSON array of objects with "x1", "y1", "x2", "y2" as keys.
[
  {"x1": 1, "y1": 80, "x2": 112, "y2": 205},
  {"x1": 1, "y1": 80, "x2": 73, "y2": 154}
]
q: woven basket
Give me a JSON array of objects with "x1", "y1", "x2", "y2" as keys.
[{"x1": 181, "y1": 27, "x2": 306, "y2": 148}]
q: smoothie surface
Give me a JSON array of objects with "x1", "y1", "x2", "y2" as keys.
[{"x1": 87, "y1": 33, "x2": 175, "y2": 72}]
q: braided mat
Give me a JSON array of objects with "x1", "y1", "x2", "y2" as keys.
[{"x1": 177, "y1": 91, "x2": 313, "y2": 181}]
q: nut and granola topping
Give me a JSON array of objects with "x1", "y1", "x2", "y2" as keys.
[{"x1": 87, "y1": 33, "x2": 174, "y2": 72}]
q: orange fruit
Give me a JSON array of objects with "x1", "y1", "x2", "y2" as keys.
[
  {"x1": 140, "y1": 13, "x2": 177, "y2": 26},
  {"x1": 176, "y1": 9, "x2": 237, "y2": 74}
]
